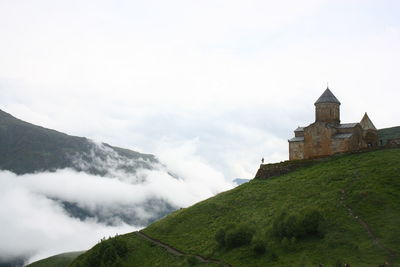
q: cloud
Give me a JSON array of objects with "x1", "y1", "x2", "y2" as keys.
[
  {"x1": 0, "y1": 139, "x2": 233, "y2": 264},
  {"x1": 0, "y1": 171, "x2": 134, "y2": 263}
]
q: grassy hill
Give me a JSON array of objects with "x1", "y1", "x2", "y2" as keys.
[
  {"x1": 67, "y1": 148, "x2": 400, "y2": 267},
  {"x1": 25, "y1": 252, "x2": 84, "y2": 267}
]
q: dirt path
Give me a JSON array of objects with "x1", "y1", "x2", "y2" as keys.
[
  {"x1": 340, "y1": 172, "x2": 398, "y2": 265},
  {"x1": 135, "y1": 231, "x2": 232, "y2": 267}
]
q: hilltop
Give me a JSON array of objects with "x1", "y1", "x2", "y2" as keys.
[{"x1": 68, "y1": 148, "x2": 400, "y2": 266}]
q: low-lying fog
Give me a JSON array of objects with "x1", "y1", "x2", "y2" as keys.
[{"x1": 0, "y1": 142, "x2": 233, "y2": 264}]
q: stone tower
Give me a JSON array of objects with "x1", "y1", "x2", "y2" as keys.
[{"x1": 314, "y1": 88, "x2": 341, "y2": 124}]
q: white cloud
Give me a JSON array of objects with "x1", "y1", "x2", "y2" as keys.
[
  {"x1": 0, "y1": 138, "x2": 233, "y2": 264},
  {"x1": 0, "y1": 171, "x2": 134, "y2": 263}
]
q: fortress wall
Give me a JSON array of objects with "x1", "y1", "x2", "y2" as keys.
[{"x1": 254, "y1": 158, "x2": 324, "y2": 180}]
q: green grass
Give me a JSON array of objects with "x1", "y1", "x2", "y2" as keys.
[
  {"x1": 70, "y1": 148, "x2": 400, "y2": 267},
  {"x1": 26, "y1": 251, "x2": 84, "y2": 267},
  {"x1": 69, "y1": 234, "x2": 219, "y2": 267}
]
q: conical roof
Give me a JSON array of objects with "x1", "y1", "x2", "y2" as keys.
[
  {"x1": 360, "y1": 112, "x2": 376, "y2": 130},
  {"x1": 314, "y1": 88, "x2": 341, "y2": 105}
]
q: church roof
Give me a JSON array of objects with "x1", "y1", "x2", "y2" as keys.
[
  {"x1": 360, "y1": 112, "x2": 377, "y2": 130},
  {"x1": 336, "y1": 123, "x2": 358, "y2": 129},
  {"x1": 314, "y1": 88, "x2": 341, "y2": 105},
  {"x1": 288, "y1": 136, "x2": 304, "y2": 142},
  {"x1": 294, "y1": 127, "x2": 304, "y2": 132},
  {"x1": 333, "y1": 133, "x2": 353, "y2": 139}
]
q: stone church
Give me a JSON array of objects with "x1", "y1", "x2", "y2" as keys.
[{"x1": 288, "y1": 88, "x2": 378, "y2": 160}]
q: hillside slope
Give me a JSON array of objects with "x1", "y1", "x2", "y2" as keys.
[
  {"x1": 0, "y1": 109, "x2": 157, "y2": 175},
  {"x1": 25, "y1": 252, "x2": 84, "y2": 267},
  {"x1": 70, "y1": 148, "x2": 400, "y2": 267}
]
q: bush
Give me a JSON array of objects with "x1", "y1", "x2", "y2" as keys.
[
  {"x1": 272, "y1": 209, "x2": 325, "y2": 240},
  {"x1": 334, "y1": 260, "x2": 343, "y2": 267},
  {"x1": 186, "y1": 256, "x2": 199, "y2": 265},
  {"x1": 269, "y1": 251, "x2": 278, "y2": 261},
  {"x1": 80, "y1": 237, "x2": 129, "y2": 267},
  {"x1": 225, "y1": 225, "x2": 255, "y2": 248},
  {"x1": 215, "y1": 228, "x2": 226, "y2": 247},
  {"x1": 301, "y1": 209, "x2": 325, "y2": 238},
  {"x1": 252, "y1": 240, "x2": 266, "y2": 255}
]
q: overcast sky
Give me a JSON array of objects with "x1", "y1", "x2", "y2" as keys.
[
  {"x1": 1, "y1": 0, "x2": 399, "y2": 264},
  {"x1": 1, "y1": 0, "x2": 399, "y2": 179}
]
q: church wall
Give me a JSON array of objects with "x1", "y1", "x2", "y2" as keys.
[
  {"x1": 332, "y1": 127, "x2": 364, "y2": 154},
  {"x1": 351, "y1": 126, "x2": 365, "y2": 150},
  {"x1": 303, "y1": 122, "x2": 336, "y2": 159},
  {"x1": 364, "y1": 129, "x2": 379, "y2": 147},
  {"x1": 331, "y1": 138, "x2": 351, "y2": 154},
  {"x1": 289, "y1": 141, "x2": 304, "y2": 160}
]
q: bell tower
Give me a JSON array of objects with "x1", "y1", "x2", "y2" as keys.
[{"x1": 314, "y1": 87, "x2": 341, "y2": 124}]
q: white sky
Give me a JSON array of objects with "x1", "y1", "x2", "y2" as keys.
[
  {"x1": 0, "y1": 0, "x2": 399, "y2": 179},
  {"x1": 0, "y1": 1, "x2": 399, "y2": 263}
]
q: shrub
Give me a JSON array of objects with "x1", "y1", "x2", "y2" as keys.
[
  {"x1": 269, "y1": 251, "x2": 278, "y2": 261},
  {"x1": 272, "y1": 209, "x2": 325, "y2": 240},
  {"x1": 215, "y1": 228, "x2": 226, "y2": 247},
  {"x1": 79, "y1": 237, "x2": 129, "y2": 267},
  {"x1": 334, "y1": 260, "x2": 343, "y2": 267},
  {"x1": 186, "y1": 256, "x2": 199, "y2": 265},
  {"x1": 301, "y1": 209, "x2": 325, "y2": 238},
  {"x1": 281, "y1": 237, "x2": 289, "y2": 249},
  {"x1": 252, "y1": 240, "x2": 266, "y2": 255},
  {"x1": 225, "y1": 225, "x2": 254, "y2": 249}
]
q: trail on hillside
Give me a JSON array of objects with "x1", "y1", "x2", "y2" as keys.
[
  {"x1": 135, "y1": 231, "x2": 232, "y2": 267},
  {"x1": 340, "y1": 171, "x2": 398, "y2": 265}
]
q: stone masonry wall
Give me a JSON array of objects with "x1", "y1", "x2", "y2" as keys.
[
  {"x1": 303, "y1": 122, "x2": 336, "y2": 159},
  {"x1": 289, "y1": 141, "x2": 304, "y2": 160},
  {"x1": 254, "y1": 159, "x2": 323, "y2": 180}
]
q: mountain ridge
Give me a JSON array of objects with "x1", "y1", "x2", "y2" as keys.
[{"x1": 0, "y1": 109, "x2": 157, "y2": 175}]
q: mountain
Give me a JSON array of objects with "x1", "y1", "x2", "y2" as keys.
[
  {"x1": 0, "y1": 109, "x2": 156, "y2": 175},
  {"x1": 0, "y1": 109, "x2": 178, "y2": 267},
  {"x1": 69, "y1": 148, "x2": 400, "y2": 266},
  {"x1": 0, "y1": 109, "x2": 176, "y2": 224}
]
